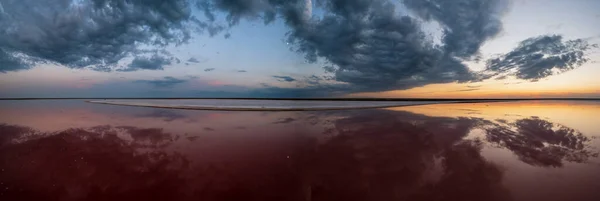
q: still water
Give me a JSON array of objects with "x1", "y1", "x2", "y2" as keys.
[{"x1": 0, "y1": 100, "x2": 599, "y2": 201}]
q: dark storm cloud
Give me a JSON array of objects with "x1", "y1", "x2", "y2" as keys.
[
  {"x1": 0, "y1": 49, "x2": 31, "y2": 72},
  {"x1": 200, "y1": 0, "x2": 596, "y2": 93},
  {"x1": 285, "y1": 1, "x2": 456, "y2": 92},
  {"x1": 134, "y1": 76, "x2": 189, "y2": 88},
  {"x1": 2, "y1": 0, "x2": 597, "y2": 94},
  {"x1": 304, "y1": 75, "x2": 323, "y2": 85},
  {"x1": 485, "y1": 35, "x2": 598, "y2": 81},
  {"x1": 198, "y1": 0, "x2": 498, "y2": 92},
  {"x1": 119, "y1": 55, "x2": 174, "y2": 72},
  {"x1": 0, "y1": 0, "x2": 203, "y2": 71},
  {"x1": 195, "y1": 0, "x2": 293, "y2": 26},
  {"x1": 272, "y1": 76, "x2": 297, "y2": 82},
  {"x1": 204, "y1": 68, "x2": 215, "y2": 72},
  {"x1": 403, "y1": 0, "x2": 509, "y2": 59},
  {"x1": 275, "y1": 0, "x2": 513, "y2": 92}
]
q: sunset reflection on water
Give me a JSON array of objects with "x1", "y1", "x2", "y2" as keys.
[{"x1": 0, "y1": 100, "x2": 599, "y2": 201}]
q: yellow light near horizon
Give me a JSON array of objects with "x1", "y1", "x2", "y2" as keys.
[{"x1": 347, "y1": 61, "x2": 600, "y2": 99}]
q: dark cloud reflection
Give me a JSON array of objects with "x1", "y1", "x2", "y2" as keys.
[
  {"x1": 0, "y1": 125, "x2": 188, "y2": 201},
  {"x1": 485, "y1": 117, "x2": 598, "y2": 167},
  {"x1": 0, "y1": 102, "x2": 598, "y2": 201},
  {"x1": 272, "y1": 117, "x2": 296, "y2": 124}
]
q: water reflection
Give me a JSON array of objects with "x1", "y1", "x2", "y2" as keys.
[
  {"x1": 0, "y1": 125, "x2": 188, "y2": 201},
  {"x1": 135, "y1": 110, "x2": 189, "y2": 122},
  {"x1": 304, "y1": 110, "x2": 512, "y2": 201},
  {"x1": 0, "y1": 100, "x2": 599, "y2": 201},
  {"x1": 484, "y1": 117, "x2": 597, "y2": 167}
]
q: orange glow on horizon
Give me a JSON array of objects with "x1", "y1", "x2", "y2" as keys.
[{"x1": 346, "y1": 78, "x2": 600, "y2": 99}]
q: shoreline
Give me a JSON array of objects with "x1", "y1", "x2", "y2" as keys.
[{"x1": 85, "y1": 100, "x2": 509, "y2": 111}]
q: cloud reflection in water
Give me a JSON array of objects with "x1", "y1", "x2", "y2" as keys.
[{"x1": 0, "y1": 101, "x2": 599, "y2": 201}]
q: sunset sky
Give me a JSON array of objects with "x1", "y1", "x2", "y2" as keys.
[{"x1": 1, "y1": 0, "x2": 599, "y2": 98}]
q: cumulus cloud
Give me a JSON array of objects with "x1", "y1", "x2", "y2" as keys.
[
  {"x1": 0, "y1": 0, "x2": 204, "y2": 71},
  {"x1": 198, "y1": 0, "x2": 512, "y2": 92},
  {"x1": 2, "y1": 0, "x2": 597, "y2": 95},
  {"x1": 119, "y1": 55, "x2": 174, "y2": 72},
  {"x1": 272, "y1": 76, "x2": 296, "y2": 82},
  {"x1": 485, "y1": 35, "x2": 598, "y2": 81},
  {"x1": 197, "y1": 0, "x2": 595, "y2": 94},
  {"x1": 403, "y1": 0, "x2": 509, "y2": 59},
  {"x1": 134, "y1": 76, "x2": 189, "y2": 88},
  {"x1": 0, "y1": 49, "x2": 31, "y2": 72}
]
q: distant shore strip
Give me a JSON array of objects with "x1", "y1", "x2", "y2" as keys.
[{"x1": 85, "y1": 100, "x2": 506, "y2": 111}]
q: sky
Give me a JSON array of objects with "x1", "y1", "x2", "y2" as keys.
[{"x1": 0, "y1": 0, "x2": 599, "y2": 98}]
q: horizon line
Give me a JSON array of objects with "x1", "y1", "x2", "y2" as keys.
[{"x1": 1, "y1": 97, "x2": 599, "y2": 101}]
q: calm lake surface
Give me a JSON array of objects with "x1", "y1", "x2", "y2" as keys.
[{"x1": 0, "y1": 100, "x2": 599, "y2": 201}]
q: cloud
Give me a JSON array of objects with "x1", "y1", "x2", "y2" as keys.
[
  {"x1": 204, "y1": 68, "x2": 215, "y2": 72},
  {"x1": 485, "y1": 35, "x2": 598, "y2": 81},
  {"x1": 186, "y1": 56, "x2": 208, "y2": 64},
  {"x1": 403, "y1": 0, "x2": 509, "y2": 58},
  {"x1": 2, "y1": 0, "x2": 597, "y2": 95},
  {"x1": 455, "y1": 88, "x2": 480, "y2": 92},
  {"x1": 272, "y1": 76, "x2": 296, "y2": 82},
  {"x1": 134, "y1": 76, "x2": 189, "y2": 88},
  {"x1": 237, "y1": 70, "x2": 247, "y2": 73},
  {"x1": 250, "y1": 84, "x2": 350, "y2": 98},
  {"x1": 0, "y1": 0, "x2": 214, "y2": 71},
  {"x1": 304, "y1": 75, "x2": 323, "y2": 85},
  {"x1": 187, "y1": 57, "x2": 201, "y2": 63},
  {"x1": 119, "y1": 55, "x2": 174, "y2": 72},
  {"x1": 263, "y1": 0, "x2": 507, "y2": 92},
  {"x1": 0, "y1": 49, "x2": 32, "y2": 72},
  {"x1": 199, "y1": 0, "x2": 593, "y2": 94}
]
